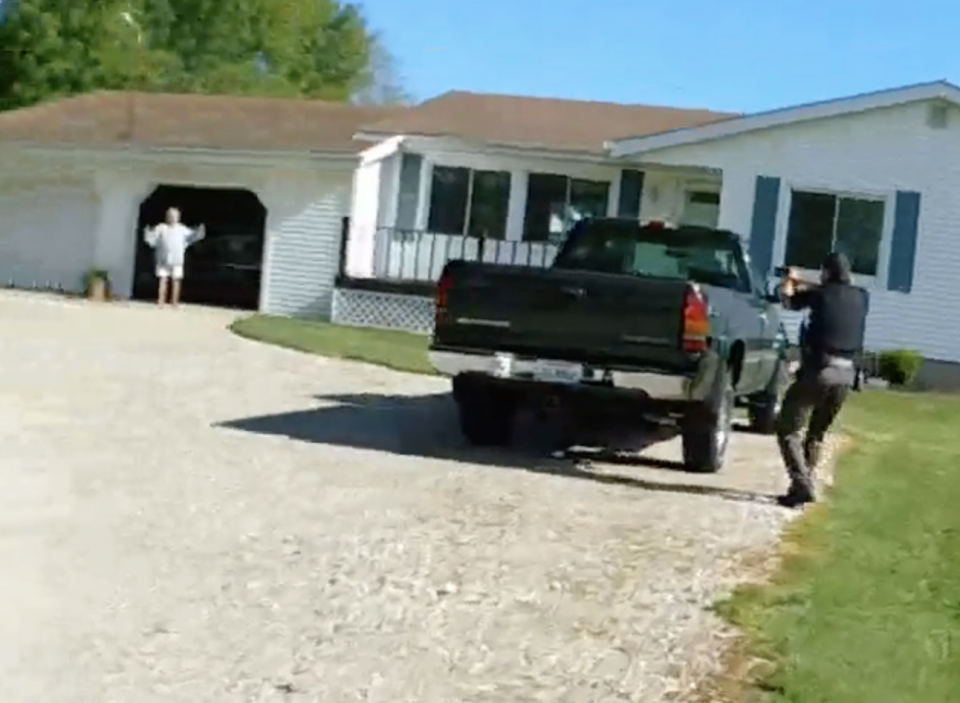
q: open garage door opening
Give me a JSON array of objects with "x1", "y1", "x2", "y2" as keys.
[{"x1": 133, "y1": 185, "x2": 267, "y2": 309}]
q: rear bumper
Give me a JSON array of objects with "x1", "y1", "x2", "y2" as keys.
[{"x1": 428, "y1": 348, "x2": 719, "y2": 403}]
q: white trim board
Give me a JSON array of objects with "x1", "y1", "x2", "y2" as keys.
[
  {"x1": 607, "y1": 80, "x2": 960, "y2": 157},
  {"x1": 357, "y1": 132, "x2": 617, "y2": 164},
  {"x1": 358, "y1": 135, "x2": 405, "y2": 166},
  {"x1": 0, "y1": 142, "x2": 360, "y2": 167}
]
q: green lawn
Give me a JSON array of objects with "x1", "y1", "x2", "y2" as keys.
[
  {"x1": 229, "y1": 314, "x2": 433, "y2": 375},
  {"x1": 720, "y1": 390, "x2": 960, "y2": 702}
]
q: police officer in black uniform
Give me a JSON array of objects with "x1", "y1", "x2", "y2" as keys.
[{"x1": 777, "y1": 252, "x2": 868, "y2": 508}]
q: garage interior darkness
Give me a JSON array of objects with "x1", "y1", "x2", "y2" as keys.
[{"x1": 133, "y1": 185, "x2": 267, "y2": 309}]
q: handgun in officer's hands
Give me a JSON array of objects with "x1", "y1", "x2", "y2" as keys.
[{"x1": 773, "y1": 265, "x2": 802, "y2": 281}]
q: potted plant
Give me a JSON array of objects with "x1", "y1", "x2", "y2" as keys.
[{"x1": 84, "y1": 268, "x2": 111, "y2": 302}]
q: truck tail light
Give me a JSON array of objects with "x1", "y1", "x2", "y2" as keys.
[
  {"x1": 682, "y1": 285, "x2": 710, "y2": 353},
  {"x1": 435, "y1": 270, "x2": 454, "y2": 318},
  {"x1": 641, "y1": 219, "x2": 676, "y2": 229}
]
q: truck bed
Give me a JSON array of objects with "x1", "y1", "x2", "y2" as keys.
[{"x1": 433, "y1": 260, "x2": 696, "y2": 371}]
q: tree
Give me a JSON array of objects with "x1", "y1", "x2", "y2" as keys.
[
  {"x1": 0, "y1": 0, "x2": 377, "y2": 110},
  {"x1": 353, "y1": 33, "x2": 412, "y2": 106},
  {"x1": 0, "y1": 0, "x2": 148, "y2": 109}
]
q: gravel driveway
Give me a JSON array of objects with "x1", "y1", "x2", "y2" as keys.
[{"x1": 0, "y1": 292, "x2": 802, "y2": 703}]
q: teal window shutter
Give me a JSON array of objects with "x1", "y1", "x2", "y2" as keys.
[
  {"x1": 887, "y1": 190, "x2": 921, "y2": 293},
  {"x1": 616, "y1": 169, "x2": 644, "y2": 218},
  {"x1": 748, "y1": 175, "x2": 780, "y2": 276}
]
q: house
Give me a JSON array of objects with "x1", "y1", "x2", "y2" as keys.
[
  {"x1": 0, "y1": 82, "x2": 957, "y2": 384},
  {"x1": 0, "y1": 91, "x2": 400, "y2": 314},
  {"x1": 333, "y1": 91, "x2": 738, "y2": 332},
  {"x1": 332, "y1": 81, "x2": 960, "y2": 386}
]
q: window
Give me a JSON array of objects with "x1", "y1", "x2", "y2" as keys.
[
  {"x1": 554, "y1": 220, "x2": 749, "y2": 291},
  {"x1": 467, "y1": 170, "x2": 511, "y2": 239},
  {"x1": 426, "y1": 166, "x2": 510, "y2": 239},
  {"x1": 680, "y1": 190, "x2": 720, "y2": 228},
  {"x1": 784, "y1": 190, "x2": 885, "y2": 276},
  {"x1": 522, "y1": 173, "x2": 610, "y2": 242}
]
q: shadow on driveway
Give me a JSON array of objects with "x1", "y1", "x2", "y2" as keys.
[{"x1": 217, "y1": 392, "x2": 777, "y2": 506}]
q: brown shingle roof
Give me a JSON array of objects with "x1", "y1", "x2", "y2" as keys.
[
  {"x1": 0, "y1": 91, "x2": 403, "y2": 153},
  {"x1": 359, "y1": 90, "x2": 740, "y2": 154}
]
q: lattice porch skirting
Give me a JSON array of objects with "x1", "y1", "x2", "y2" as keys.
[{"x1": 331, "y1": 288, "x2": 435, "y2": 334}]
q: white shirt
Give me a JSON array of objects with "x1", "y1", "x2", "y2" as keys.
[{"x1": 145, "y1": 223, "x2": 204, "y2": 266}]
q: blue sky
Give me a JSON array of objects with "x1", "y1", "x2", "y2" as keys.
[{"x1": 363, "y1": 0, "x2": 952, "y2": 113}]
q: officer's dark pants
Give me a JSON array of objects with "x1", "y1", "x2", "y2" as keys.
[{"x1": 776, "y1": 363, "x2": 855, "y2": 492}]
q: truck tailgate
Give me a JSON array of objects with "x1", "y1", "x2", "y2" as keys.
[{"x1": 433, "y1": 262, "x2": 692, "y2": 368}]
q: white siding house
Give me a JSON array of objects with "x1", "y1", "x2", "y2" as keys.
[
  {"x1": 608, "y1": 82, "x2": 953, "y2": 367},
  {"x1": 0, "y1": 147, "x2": 354, "y2": 315},
  {"x1": 3, "y1": 83, "x2": 959, "y2": 384},
  {"x1": 333, "y1": 81, "x2": 960, "y2": 385},
  {"x1": 0, "y1": 92, "x2": 392, "y2": 317},
  {"x1": 334, "y1": 137, "x2": 723, "y2": 333}
]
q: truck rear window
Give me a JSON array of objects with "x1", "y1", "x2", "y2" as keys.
[{"x1": 553, "y1": 221, "x2": 751, "y2": 292}]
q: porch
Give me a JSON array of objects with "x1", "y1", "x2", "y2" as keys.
[
  {"x1": 371, "y1": 227, "x2": 562, "y2": 280},
  {"x1": 332, "y1": 152, "x2": 725, "y2": 333},
  {"x1": 342, "y1": 153, "x2": 726, "y2": 284}
]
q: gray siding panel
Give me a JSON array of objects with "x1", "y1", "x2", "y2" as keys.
[
  {"x1": 263, "y1": 182, "x2": 350, "y2": 318},
  {"x1": 0, "y1": 183, "x2": 98, "y2": 293}
]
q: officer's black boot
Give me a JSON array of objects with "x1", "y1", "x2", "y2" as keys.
[{"x1": 777, "y1": 479, "x2": 816, "y2": 508}]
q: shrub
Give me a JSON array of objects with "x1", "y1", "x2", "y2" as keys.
[{"x1": 877, "y1": 349, "x2": 924, "y2": 386}]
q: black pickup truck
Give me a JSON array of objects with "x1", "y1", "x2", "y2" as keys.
[{"x1": 428, "y1": 218, "x2": 790, "y2": 473}]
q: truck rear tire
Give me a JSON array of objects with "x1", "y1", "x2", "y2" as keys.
[
  {"x1": 681, "y1": 377, "x2": 734, "y2": 473},
  {"x1": 453, "y1": 377, "x2": 514, "y2": 447}
]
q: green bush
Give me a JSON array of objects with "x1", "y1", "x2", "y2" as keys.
[{"x1": 877, "y1": 349, "x2": 924, "y2": 386}]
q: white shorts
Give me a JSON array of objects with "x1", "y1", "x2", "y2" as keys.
[{"x1": 156, "y1": 265, "x2": 184, "y2": 280}]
